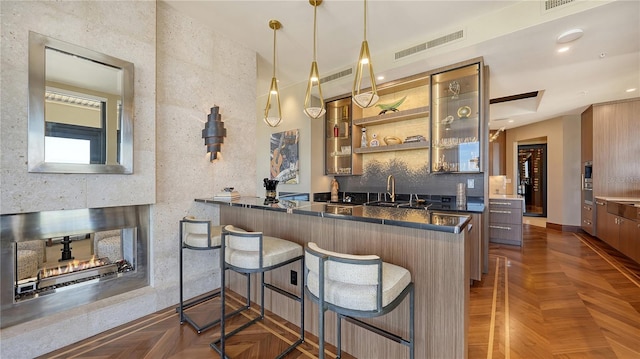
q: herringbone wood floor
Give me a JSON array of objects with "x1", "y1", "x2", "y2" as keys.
[{"x1": 40, "y1": 225, "x2": 640, "y2": 359}]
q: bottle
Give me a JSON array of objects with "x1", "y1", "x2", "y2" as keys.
[
  {"x1": 361, "y1": 128, "x2": 367, "y2": 148},
  {"x1": 333, "y1": 123, "x2": 339, "y2": 137}
]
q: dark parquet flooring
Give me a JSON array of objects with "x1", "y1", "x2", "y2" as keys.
[{"x1": 40, "y1": 225, "x2": 640, "y2": 359}]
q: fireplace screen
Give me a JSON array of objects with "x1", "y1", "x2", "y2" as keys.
[{"x1": 14, "y1": 228, "x2": 136, "y2": 302}]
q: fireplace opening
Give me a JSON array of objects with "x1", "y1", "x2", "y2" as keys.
[
  {"x1": 14, "y1": 228, "x2": 137, "y2": 302},
  {"x1": 1, "y1": 205, "x2": 150, "y2": 329}
]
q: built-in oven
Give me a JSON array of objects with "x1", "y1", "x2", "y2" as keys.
[{"x1": 582, "y1": 161, "x2": 593, "y2": 204}]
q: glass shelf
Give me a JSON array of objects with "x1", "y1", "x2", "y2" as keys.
[{"x1": 431, "y1": 62, "x2": 481, "y2": 173}]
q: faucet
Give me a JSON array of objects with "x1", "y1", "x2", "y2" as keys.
[{"x1": 387, "y1": 175, "x2": 396, "y2": 202}]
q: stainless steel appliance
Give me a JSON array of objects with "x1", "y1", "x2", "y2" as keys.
[{"x1": 582, "y1": 161, "x2": 593, "y2": 204}]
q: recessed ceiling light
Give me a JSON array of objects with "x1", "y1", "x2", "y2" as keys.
[
  {"x1": 508, "y1": 120, "x2": 514, "y2": 123},
  {"x1": 377, "y1": 75, "x2": 385, "y2": 81},
  {"x1": 626, "y1": 88, "x2": 637, "y2": 93},
  {"x1": 557, "y1": 46, "x2": 570, "y2": 53},
  {"x1": 557, "y1": 28, "x2": 584, "y2": 44}
]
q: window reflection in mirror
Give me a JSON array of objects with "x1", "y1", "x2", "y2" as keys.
[{"x1": 28, "y1": 31, "x2": 133, "y2": 174}]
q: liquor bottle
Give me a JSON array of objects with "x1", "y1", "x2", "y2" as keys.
[{"x1": 333, "y1": 123, "x2": 339, "y2": 137}]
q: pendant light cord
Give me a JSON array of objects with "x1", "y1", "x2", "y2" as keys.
[
  {"x1": 272, "y1": 26, "x2": 277, "y2": 78},
  {"x1": 313, "y1": 1, "x2": 317, "y2": 61},
  {"x1": 363, "y1": 0, "x2": 367, "y2": 41}
]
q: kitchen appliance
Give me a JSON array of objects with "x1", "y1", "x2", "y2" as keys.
[
  {"x1": 582, "y1": 161, "x2": 593, "y2": 204},
  {"x1": 263, "y1": 178, "x2": 279, "y2": 202}
]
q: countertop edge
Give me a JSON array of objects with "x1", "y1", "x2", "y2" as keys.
[{"x1": 196, "y1": 197, "x2": 472, "y2": 234}]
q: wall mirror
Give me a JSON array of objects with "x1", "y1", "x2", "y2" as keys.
[{"x1": 28, "y1": 31, "x2": 134, "y2": 174}]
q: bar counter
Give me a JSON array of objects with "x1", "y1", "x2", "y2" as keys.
[
  {"x1": 195, "y1": 197, "x2": 474, "y2": 233},
  {"x1": 197, "y1": 196, "x2": 474, "y2": 359}
]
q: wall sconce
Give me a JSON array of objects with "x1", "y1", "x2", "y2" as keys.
[
  {"x1": 352, "y1": 0, "x2": 379, "y2": 109},
  {"x1": 303, "y1": 0, "x2": 326, "y2": 119},
  {"x1": 202, "y1": 105, "x2": 226, "y2": 161},
  {"x1": 264, "y1": 19, "x2": 283, "y2": 127}
]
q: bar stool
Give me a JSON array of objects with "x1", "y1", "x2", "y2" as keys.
[
  {"x1": 304, "y1": 242, "x2": 415, "y2": 359},
  {"x1": 178, "y1": 218, "x2": 225, "y2": 333},
  {"x1": 211, "y1": 225, "x2": 305, "y2": 359}
]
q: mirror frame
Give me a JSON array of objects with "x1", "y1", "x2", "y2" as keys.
[{"x1": 28, "y1": 31, "x2": 134, "y2": 174}]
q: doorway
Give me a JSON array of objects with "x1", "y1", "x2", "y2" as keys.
[{"x1": 517, "y1": 144, "x2": 547, "y2": 217}]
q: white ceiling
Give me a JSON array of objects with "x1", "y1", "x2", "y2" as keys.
[{"x1": 164, "y1": 0, "x2": 640, "y2": 130}]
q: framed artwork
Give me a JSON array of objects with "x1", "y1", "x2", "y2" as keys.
[{"x1": 270, "y1": 129, "x2": 299, "y2": 184}]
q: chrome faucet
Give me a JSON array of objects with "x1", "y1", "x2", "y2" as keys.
[{"x1": 387, "y1": 175, "x2": 396, "y2": 202}]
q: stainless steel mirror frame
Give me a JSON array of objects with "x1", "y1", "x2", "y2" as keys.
[{"x1": 28, "y1": 31, "x2": 134, "y2": 174}]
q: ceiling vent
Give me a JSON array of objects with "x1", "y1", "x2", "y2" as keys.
[
  {"x1": 544, "y1": 0, "x2": 575, "y2": 11},
  {"x1": 394, "y1": 29, "x2": 464, "y2": 61},
  {"x1": 320, "y1": 68, "x2": 353, "y2": 84}
]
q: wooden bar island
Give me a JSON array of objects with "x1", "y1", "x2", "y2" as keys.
[{"x1": 196, "y1": 197, "x2": 476, "y2": 359}]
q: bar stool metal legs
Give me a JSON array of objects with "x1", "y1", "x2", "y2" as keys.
[
  {"x1": 211, "y1": 225, "x2": 305, "y2": 359},
  {"x1": 305, "y1": 242, "x2": 415, "y2": 359},
  {"x1": 177, "y1": 218, "x2": 223, "y2": 334}
]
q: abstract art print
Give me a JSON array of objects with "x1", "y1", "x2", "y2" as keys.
[{"x1": 270, "y1": 129, "x2": 299, "y2": 184}]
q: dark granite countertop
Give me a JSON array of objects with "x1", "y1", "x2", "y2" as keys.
[{"x1": 195, "y1": 197, "x2": 474, "y2": 234}]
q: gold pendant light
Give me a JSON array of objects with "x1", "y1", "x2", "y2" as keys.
[
  {"x1": 264, "y1": 20, "x2": 283, "y2": 127},
  {"x1": 303, "y1": 0, "x2": 326, "y2": 119},
  {"x1": 352, "y1": 0, "x2": 379, "y2": 109}
]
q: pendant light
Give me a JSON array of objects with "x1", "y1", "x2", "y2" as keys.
[
  {"x1": 303, "y1": 0, "x2": 326, "y2": 119},
  {"x1": 264, "y1": 20, "x2": 283, "y2": 127},
  {"x1": 352, "y1": 0, "x2": 379, "y2": 109}
]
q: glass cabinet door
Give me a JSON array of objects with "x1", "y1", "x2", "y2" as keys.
[
  {"x1": 325, "y1": 97, "x2": 360, "y2": 175},
  {"x1": 430, "y1": 62, "x2": 481, "y2": 173}
]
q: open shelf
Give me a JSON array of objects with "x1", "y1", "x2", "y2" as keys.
[
  {"x1": 353, "y1": 106, "x2": 429, "y2": 126},
  {"x1": 354, "y1": 141, "x2": 429, "y2": 154}
]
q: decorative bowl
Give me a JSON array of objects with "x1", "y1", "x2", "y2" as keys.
[{"x1": 384, "y1": 136, "x2": 403, "y2": 145}]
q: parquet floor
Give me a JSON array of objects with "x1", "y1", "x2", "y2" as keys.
[{"x1": 40, "y1": 225, "x2": 640, "y2": 359}]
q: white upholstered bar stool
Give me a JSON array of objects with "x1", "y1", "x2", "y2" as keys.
[
  {"x1": 178, "y1": 218, "x2": 225, "y2": 333},
  {"x1": 211, "y1": 225, "x2": 305, "y2": 359},
  {"x1": 304, "y1": 242, "x2": 415, "y2": 359}
]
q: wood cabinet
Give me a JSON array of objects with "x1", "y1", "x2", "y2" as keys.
[
  {"x1": 595, "y1": 199, "x2": 608, "y2": 241},
  {"x1": 592, "y1": 98, "x2": 640, "y2": 196},
  {"x1": 595, "y1": 198, "x2": 640, "y2": 264},
  {"x1": 468, "y1": 213, "x2": 482, "y2": 281},
  {"x1": 581, "y1": 202, "x2": 595, "y2": 235},
  {"x1": 581, "y1": 105, "x2": 593, "y2": 163},
  {"x1": 488, "y1": 198, "x2": 523, "y2": 246}
]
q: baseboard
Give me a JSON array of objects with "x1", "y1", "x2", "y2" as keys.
[{"x1": 546, "y1": 222, "x2": 581, "y2": 232}]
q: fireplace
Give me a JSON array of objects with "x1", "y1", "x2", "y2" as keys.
[{"x1": 1, "y1": 205, "x2": 149, "y2": 329}]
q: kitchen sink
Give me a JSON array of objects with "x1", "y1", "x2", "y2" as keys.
[
  {"x1": 397, "y1": 202, "x2": 433, "y2": 210},
  {"x1": 364, "y1": 201, "x2": 409, "y2": 208}
]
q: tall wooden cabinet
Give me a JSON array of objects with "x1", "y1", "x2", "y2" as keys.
[{"x1": 592, "y1": 98, "x2": 640, "y2": 196}]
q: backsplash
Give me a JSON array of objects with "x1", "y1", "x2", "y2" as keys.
[{"x1": 335, "y1": 158, "x2": 484, "y2": 197}]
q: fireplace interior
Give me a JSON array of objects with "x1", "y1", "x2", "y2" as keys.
[{"x1": 1, "y1": 205, "x2": 149, "y2": 328}]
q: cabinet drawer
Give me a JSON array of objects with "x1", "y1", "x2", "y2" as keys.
[
  {"x1": 489, "y1": 208, "x2": 521, "y2": 224},
  {"x1": 489, "y1": 222, "x2": 523, "y2": 245},
  {"x1": 581, "y1": 203, "x2": 595, "y2": 235},
  {"x1": 488, "y1": 199, "x2": 522, "y2": 209}
]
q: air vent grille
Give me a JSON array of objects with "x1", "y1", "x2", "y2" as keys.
[
  {"x1": 395, "y1": 30, "x2": 464, "y2": 60},
  {"x1": 544, "y1": 0, "x2": 575, "y2": 11},
  {"x1": 319, "y1": 68, "x2": 353, "y2": 84}
]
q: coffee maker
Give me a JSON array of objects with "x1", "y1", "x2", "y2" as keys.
[{"x1": 263, "y1": 178, "x2": 279, "y2": 203}]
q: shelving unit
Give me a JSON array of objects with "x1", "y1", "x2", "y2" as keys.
[
  {"x1": 353, "y1": 141, "x2": 429, "y2": 154},
  {"x1": 353, "y1": 106, "x2": 429, "y2": 126},
  {"x1": 351, "y1": 73, "x2": 431, "y2": 166},
  {"x1": 324, "y1": 96, "x2": 361, "y2": 176},
  {"x1": 430, "y1": 62, "x2": 481, "y2": 173}
]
